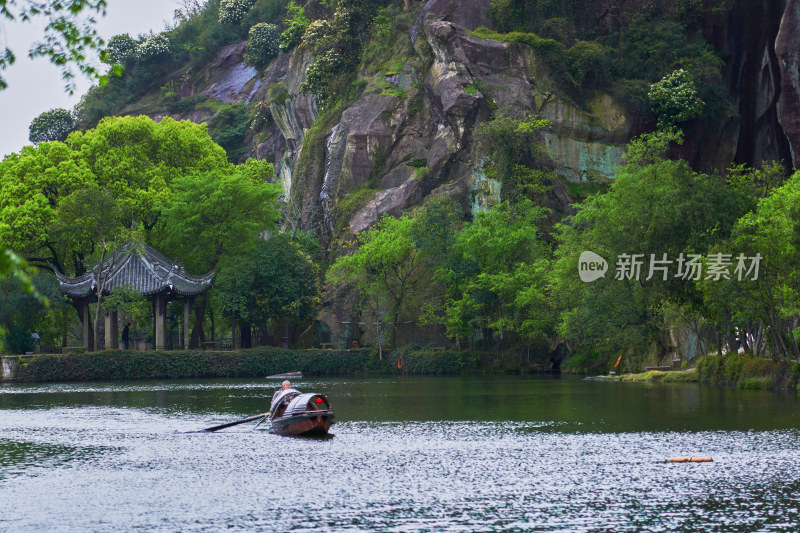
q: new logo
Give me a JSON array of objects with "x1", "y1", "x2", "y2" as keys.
[{"x1": 578, "y1": 251, "x2": 608, "y2": 282}]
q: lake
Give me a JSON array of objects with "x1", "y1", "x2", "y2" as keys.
[{"x1": 1, "y1": 375, "x2": 799, "y2": 532}]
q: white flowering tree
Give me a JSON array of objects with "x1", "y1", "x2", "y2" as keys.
[
  {"x1": 136, "y1": 34, "x2": 171, "y2": 61},
  {"x1": 218, "y1": 0, "x2": 255, "y2": 24},
  {"x1": 648, "y1": 69, "x2": 704, "y2": 130},
  {"x1": 104, "y1": 34, "x2": 138, "y2": 66},
  {"x1": 244, "y1": 23, "x2": 280, "y2": 69}
]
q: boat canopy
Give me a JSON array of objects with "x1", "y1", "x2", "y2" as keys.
[
  {"x1": 285, "y1": 393, "x2": 331, "y2": 417},
  {"x1": 270, "y1": 388, "x2": 300, "y2": 412}
]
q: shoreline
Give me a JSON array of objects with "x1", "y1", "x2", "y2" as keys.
[{"x1": 0, "y1": 346, "x2": 552, "y2": 383}]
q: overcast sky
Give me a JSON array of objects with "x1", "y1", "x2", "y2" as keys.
[{"x1": 0, "y1": 0, "x2": 184, "y2": 158}]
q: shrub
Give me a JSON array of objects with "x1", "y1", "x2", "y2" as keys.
[
  {"x1": 412, "y1": 166, "x2": 428, "y2": 181},
  {"x1": 244, "y1": 23, "x2": 280, "y2": 69},
  {"x1": 208, "y1": 103, "x2": 251, "y2": 162},
  {"x1": 14, "y1": 348, "x2": 393, "y2": 382},
  {"x1": 249, "y1": 101, "x2": 272, "y2": 131},
  {"x1": 268, "y1": 80, "x2": 290, "y2": 104},
  {"x1": 160, "y1": 84, "x2": 182, "y2": 110},
  {"x1": 2, "y1": 325, "x2": 34, "y2": 355},
  {"x1": 738, "y1": 377, "x2": 774, "y2": 389},
  {"x1": 218, "y1": 0, "x2": 256, "y2": 24},
  {"x1": 279, "y1": 1, "x2": 309, "y2": 53},
  {"x1": 561, "y1": 350, "x2": 610, "y2": 374},
  {"x1": 371, "y1": 7, "x2": 392, "y2": 41},
  {"x1": 566, "y1": 40, "x2": 613, "y2": 89}
]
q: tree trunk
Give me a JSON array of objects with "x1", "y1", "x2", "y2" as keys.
[
  {"x1": 209, "y1": 305, "x2": 215, "y2": 342},
  {"x1": 241, "y1": 322, "x2": 251, "y2": 349},
  {"x1": 232, "y1": 314, "x2": 237, "y2": 350},
  {"x1": 189, "y1": 294, "x2": 207, "y2": 348}
]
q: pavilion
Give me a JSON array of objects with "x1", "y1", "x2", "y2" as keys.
[{"x1": 55, "y1": 242, "x2": 214, "y2": 351}]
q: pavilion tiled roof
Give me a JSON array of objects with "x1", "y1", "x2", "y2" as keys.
[{"x1": 55, "y1": 242, "x2": 214, "y2": 298}]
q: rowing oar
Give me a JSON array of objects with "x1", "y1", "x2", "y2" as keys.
[{"x1": 203, "y1": 413, "x2": 267, "y2": 432}]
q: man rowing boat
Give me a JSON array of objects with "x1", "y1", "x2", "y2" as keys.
[
  {"x1": 270, "y1": 380, "x2": 300, "y2": 411},
  {"x1": 272, "y1": 380, "x2": 292, "y2": 403}
]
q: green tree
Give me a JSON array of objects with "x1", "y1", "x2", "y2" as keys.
[
  {"x1": 436, "y1": 199, "x2": 553, "y2": 349},
  {"x1": 298, "y1": 1, "x2": 369, "y2": 103},
  {"x1": 0, "y1": 115, "x2": 229, "y2": 275},
  {"x1": 553, "y1": 131, "x2": 751, "y2": 366},
  {"x1": 0, "y1": 248, "x2": 37, "y2": 294},
  {"x1": 328, "y1": 213, "x2": 420, "y2": 355},
  {"x1": 0, "y1": 271, "x2": 60, "y2": 354},
  {"x1": 103, "y1": 33, "x2": 138, "y2": 66},
  {"x1": 215, "y1": 232, "x2": 321, "y2": 347},
  {"x1": 28, "y1": 108, "x2": 76, "y2": 144},
  {"x1": 53, "y1": 186, "x2": 124, "y2": 350},
  {"x1": 475, "y1": 115, "x2": 553, "y2": 202},
  {"x1": 159, "y1": 159, "x2": 281, "y2": 272},
  {"x1": 718, "y1": 172, "x2": 800, "y2": 360},
  {"x1": 159, "y1": 159, "x2": 282, "y2": 347},
  {"x1": 218, "y1": 0, "x2": 255, "y2": 24},
  {"x1": 727, "y1": 160, "x2": 788, "y2": 200},
  {"x1": 103, "y1": 284, "x2": 150, "y2": 329}
]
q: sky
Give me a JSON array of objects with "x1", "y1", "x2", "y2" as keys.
[{"x1": 0, "y1": 0, "x2": 184, "y2": 158}]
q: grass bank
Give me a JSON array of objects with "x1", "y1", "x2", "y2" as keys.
[
  {"x1": 10, "y1": 346, "x2": 550, "y2": 382},
  {"x1": 615, "y1": 369, "x2": 700, "y2": 383},
  {"x1": 595, "y1": 354, "x2": 800, "y2": 390}
]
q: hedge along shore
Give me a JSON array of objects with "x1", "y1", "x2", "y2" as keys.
[{"x1": 2, "y1": 347, "x2": 548, "y2": 382}]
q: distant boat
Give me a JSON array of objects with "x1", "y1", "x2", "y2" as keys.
[
  {"x1": 266, "y1": 371, "x2": 303, "y2": 379},
  {"x1": 267, "y1": 389, "x2": 334, "y2": 436}
]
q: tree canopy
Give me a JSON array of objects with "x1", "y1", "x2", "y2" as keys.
[
  {"x1": 216, "y1": 232, "x2": 322, "y2": 329},
  {"x1": 552, "y1": 131, "x2": 752, "y2": 361},
  {"x1": 0, "y1": 115, "x2": 230, "y2": 276},
  {"x1": 28, "y1": 108, "x2": 76, "y2": 144}
]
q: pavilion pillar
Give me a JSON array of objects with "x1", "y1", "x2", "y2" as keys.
[
  {"x1": 155, "y1": 293, "x2": 167, "y2": 350},
  {"x1": 81, "y1": 299, "x2": 91, "y2": 351},
  {"x1": 105, "y1": 311, "x2": 119, "y2": 349},
  {"x1": 183, "y1": 298, "x2": 192, "y2": 350}
]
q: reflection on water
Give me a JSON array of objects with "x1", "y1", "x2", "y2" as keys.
[{"x1": 0, "y1": 376, "x2": 799, "y2": 531}]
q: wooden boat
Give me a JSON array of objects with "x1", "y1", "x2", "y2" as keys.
[{"x1": 267, "y1": 389, "x2": 335, "y2": 436}]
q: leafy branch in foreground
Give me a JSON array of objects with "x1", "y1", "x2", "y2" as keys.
[{"x1": 0, "y1": 0, "x2": 108, "y2": 93}]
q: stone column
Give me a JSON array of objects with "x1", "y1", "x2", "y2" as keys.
[
  {"x1": 82, "y1": 299, "x2": 91, "y2": 351},
  {"x1": 104, "y1": 311, "x2": 112, "y2": 350},
  {"x1": 155, "y1": 293, "x2": 167, "y2": 350},
  {"x1": 183, "y1": 298, "x2": 192, "y2": 350}
]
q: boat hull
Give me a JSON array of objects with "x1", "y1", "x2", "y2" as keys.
[{"x1": 270, "y1": 411, "x2": 334, "y2": 436}]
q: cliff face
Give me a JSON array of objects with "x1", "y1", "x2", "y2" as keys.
[
  {"x1": 704, "y1": 0, "x2": 793, "y2": 170},
  {"x1": 266, "y1": 1, "x2": 635, "y2": 238},
  {"x1": 776, "y1": 0, "x2": 800, "y2": 168},
  {"x1": 172, "y1": 0, "x2": 799, "y2": 244}
]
